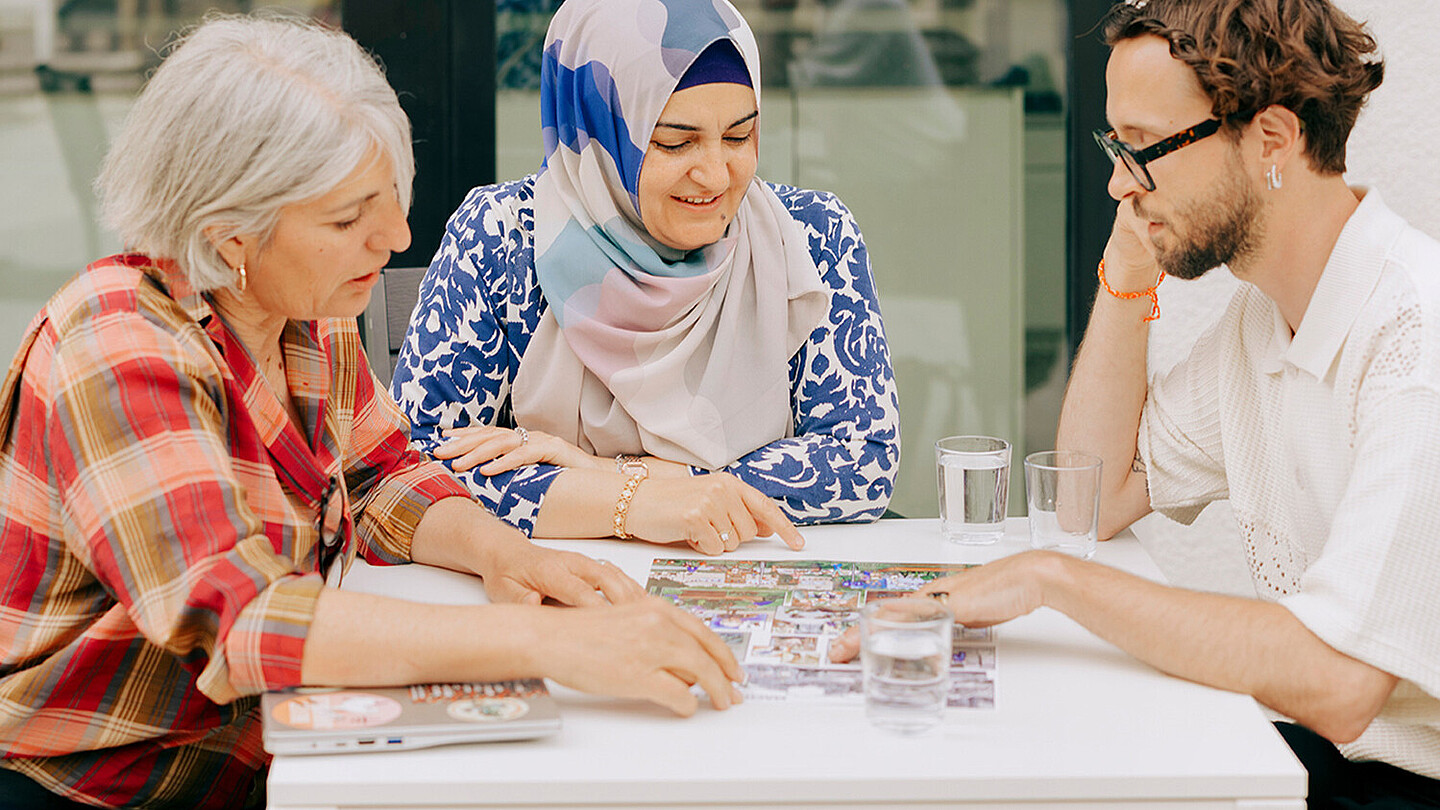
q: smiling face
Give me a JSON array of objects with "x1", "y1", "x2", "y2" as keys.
[
  {"x1": 637, "y1": 82, "x2": 759, "y2": 252},
  {"x1": 226, "y1": 146, "x2": 411, "y2": 323},
  {"x1": 1105, "y1": 36, "x2": 1263, "y2": 279}
]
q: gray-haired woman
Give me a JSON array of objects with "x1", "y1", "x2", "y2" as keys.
[{"x1": 0, "y1": 15, "x2": 740, "y2": 810}]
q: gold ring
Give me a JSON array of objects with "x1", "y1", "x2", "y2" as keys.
[{"x1": 927, "y1": 591, "x2": 949, "y2": 605}]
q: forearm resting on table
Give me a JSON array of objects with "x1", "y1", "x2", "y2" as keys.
[
  {"x1": 528, "y1": 461, "x2": 698, "y2": 538},
  {"x1": 1056, "y1": 294, "x2": 1154, "y2": 538},
  {"x1": 300, "y1": 589, "x2": 544, "y2": 686},
  {"x1": 300, "y1": 587, "x2": 744, "y2": 716},
  {"x1": 408, "y1": 494, "x2": 525, "y2": 575},
  {"x1": 1040, "y1": 554, "x2": 1397, "y2": 742},
  {"x1": 532, "y1": 468, "x2": 634, "y2": 538}
]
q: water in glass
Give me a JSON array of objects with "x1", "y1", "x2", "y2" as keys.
[
  {"x1": 939, "y1": 455, "x2": 1007, "y2": 543},
  {"x1": 862, "y1": 628, "x2": 949, "y2": 733}
]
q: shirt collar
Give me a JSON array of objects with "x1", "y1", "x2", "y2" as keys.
[
  {"x1": 142, "y1": 255, "x2": 339, "y2": 479},
  {"x1": 136, "y1": 257, "x2": 216, "y2": 327},
  {"x1": 1266, "y1": 188, "x2": 1405, "y2": 380}
]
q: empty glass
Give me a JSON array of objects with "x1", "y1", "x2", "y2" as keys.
[{"x1": 1024, "y1": 451, "x2": 1103, "y2": 560}]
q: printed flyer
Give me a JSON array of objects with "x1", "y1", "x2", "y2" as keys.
[{"x1": 646, "y1": 559, "x2": 996, "y2": 708}]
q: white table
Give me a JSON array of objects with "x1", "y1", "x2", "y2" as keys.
[{"x1": 268, "y1": 519, "x2": 1306, "y2": 809}]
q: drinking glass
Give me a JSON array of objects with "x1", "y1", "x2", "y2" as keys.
[
  {"x1": 860, "y1": 597, "x2": 952, "y2": 734},
  {"x1": 935, "y1": 435, "x2": 1010, "y2": 545},
  {"x1": 1024, "y1": 450, "x2": 1103, "y2": 559}
]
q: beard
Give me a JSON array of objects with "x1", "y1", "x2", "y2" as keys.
[{"x1": 1139, "y1": 156, "x2": 1263, "y2": 281}]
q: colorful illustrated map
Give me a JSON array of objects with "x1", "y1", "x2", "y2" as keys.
[{"x1": 646, "y1": 558, "x2": 996, "y2": 709}]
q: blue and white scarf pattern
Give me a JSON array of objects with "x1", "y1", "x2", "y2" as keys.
[{"x1": 512, "y1": 0, "x2": 828, "y2": 470}]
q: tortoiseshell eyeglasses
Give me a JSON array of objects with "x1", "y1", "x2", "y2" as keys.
[{"x1": 1092, "y1": 118, "x2": 1223, "y2": 192}]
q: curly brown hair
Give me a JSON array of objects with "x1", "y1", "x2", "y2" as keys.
[{"x1": 1101, "y1": 0, "x2": 1384, "y2": 175}]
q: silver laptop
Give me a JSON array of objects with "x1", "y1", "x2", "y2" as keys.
[{"x1": 261, "y1": 679, "x2": 561, "y2": 755}]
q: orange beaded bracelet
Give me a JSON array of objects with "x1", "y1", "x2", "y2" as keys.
[{"x1": 1097, "y1": 259, "x2": 1164, "y2": 322}]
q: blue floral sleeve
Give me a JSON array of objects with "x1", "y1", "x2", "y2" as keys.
[
  {"x1": 392, "y1": 177, "x2": 900, "y2": 531},
  {"x1": 390, "y1": 177, "x2": 562, "y2": 536},
  {"x1": 700, "y1": 185, "x2": 900, "y2": 523}
]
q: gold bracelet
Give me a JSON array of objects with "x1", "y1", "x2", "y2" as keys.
[
  {"x1": 612, "y1": 468, "x2": 649, "y2": 539},
  {"x1": 615, "y1": 454, "x2": 646, "y2": 475}
]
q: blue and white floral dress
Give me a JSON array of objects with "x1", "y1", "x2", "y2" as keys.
[{"x1": 391, "y1": 175, "x2": 900, "y2": 535}]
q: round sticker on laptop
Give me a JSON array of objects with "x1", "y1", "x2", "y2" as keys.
[
  {"x1": 446, "y1": 696, "x2": 530, "y2": 723},
  {"x1": 270, "y1": 692, "x2": 403, "y2": 730}
]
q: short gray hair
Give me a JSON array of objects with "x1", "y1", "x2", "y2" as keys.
[{"x1": 97, "y1": 12, "x2": 414, "y2": 292}]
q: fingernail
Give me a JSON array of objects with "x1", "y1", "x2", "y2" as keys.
[{"x1": 731, "y1": 684, "x2": 745, "y2": 704}]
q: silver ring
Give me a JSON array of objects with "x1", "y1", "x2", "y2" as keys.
[
  {"x1": 719, "y1": 531, "x2": 732, "y2": 543},
  {"x1": 515, "y1": 426, "x2": 529, "y2": 446}
]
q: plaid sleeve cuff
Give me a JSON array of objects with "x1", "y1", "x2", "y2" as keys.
[
  {"x1": 353, "y1": 458, "x2": 473, "y2": 564},
  {"x1": 212, "y1": 572, "x2": 325, "y2": 698}
]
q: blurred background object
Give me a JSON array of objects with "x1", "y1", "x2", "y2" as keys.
[
  {"x1": 0, "y1": 0, "x2": 337, "y2": 352},
  {"x1": 0, "y1": 0, "x2": 1067, "y2": 522}
]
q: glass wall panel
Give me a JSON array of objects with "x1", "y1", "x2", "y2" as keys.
[
  {"x1": 495, "y1": 0, "x2": 1069, "y2": 517},
  {"x1": 0, "y1": 0, "x2": 1070, "y2": 521},
  {"x1": 0, "y1": 1, "x2": 337, "y2": 363}
]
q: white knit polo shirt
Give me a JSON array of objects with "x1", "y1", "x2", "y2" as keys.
[{"x1": 1139, "y1": 189, "x2": 1440, "y2": 778}]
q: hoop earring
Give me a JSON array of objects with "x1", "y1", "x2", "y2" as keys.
[
  {"x1": 1266, "y1": 164, "x2": 1283, "y2": 191},
  {"x1": 235, "y1": 263, "x2": 248, "y2": 293}
]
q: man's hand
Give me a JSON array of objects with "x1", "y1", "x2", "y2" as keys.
[
  {"x1": 533, "y1": 598, "x2": 747, "y2": 716},
  {"x1": 624, "y1": 472, "x2": 805, "y2": 554},
  {"x1": 1054, "y1": 200, "x2": 1161, "y2": 537},
  {"x1": 828, "y1": 552, "x2": 1054, "y2": 663},
  {"x1": 1103, "y1": 198, "x2": 1163, "y2": 291}
]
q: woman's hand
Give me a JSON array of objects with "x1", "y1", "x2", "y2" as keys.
[
  {"x1": 412, "y1": 497, "x2": 643, "y2": 606},
  {"x1": 303, "y1": 589, "x2": 744, "y2": 716},
  {"x1": 474, "y1": 533, "x2": 646, "y2": 607},
  {"x1": 623, "y1": 472, "x2": 804, "y2": 554},
  {"x1": 532, "y1": 597, "x2": 746, "y2": 716},
  {"x1": 827, "y1": 552, "x2": 1053, "y2": 662},
  {"x1": 435, "y1": 425, "x2": 604, "y2": 474}
]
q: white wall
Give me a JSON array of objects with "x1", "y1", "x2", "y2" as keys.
[
  {"x1": 1341, "y1": 0, "x2": 1440, "y2": 241},
  {"x1": 1134, "y1": 0, "x2": 1440, "y2": 595}
]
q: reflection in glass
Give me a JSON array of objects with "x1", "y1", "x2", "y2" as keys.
[{"x1": 0, "y1": 2, "x2": 337, "y2": 362}]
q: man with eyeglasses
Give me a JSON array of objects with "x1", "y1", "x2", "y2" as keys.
[{"x1": 831, "y1": 0, "x2": 1440, "y2": 805}]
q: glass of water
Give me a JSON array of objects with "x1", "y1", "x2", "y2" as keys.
[
  {"x1": 1024, "y1": 450, "x2": 1103, "y2": 559},
  {"x1": 860, "y1": 597, "x2": 952, "y2": 734},
  {"x1": 935, "y1": 435, "x2": 1010, "y2": 545}
]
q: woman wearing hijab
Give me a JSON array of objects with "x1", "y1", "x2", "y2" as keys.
[{"x1": 393, "y1": 0, "x2": 900, "y2": 555}]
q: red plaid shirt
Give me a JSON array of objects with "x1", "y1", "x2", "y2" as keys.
[{"x1": 0, "y1": 255, "x2": 470, "y2": 808}]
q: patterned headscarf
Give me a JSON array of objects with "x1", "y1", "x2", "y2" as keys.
[{"x1": 512, "y1": 0, "x2": 828, "y2": 470}]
